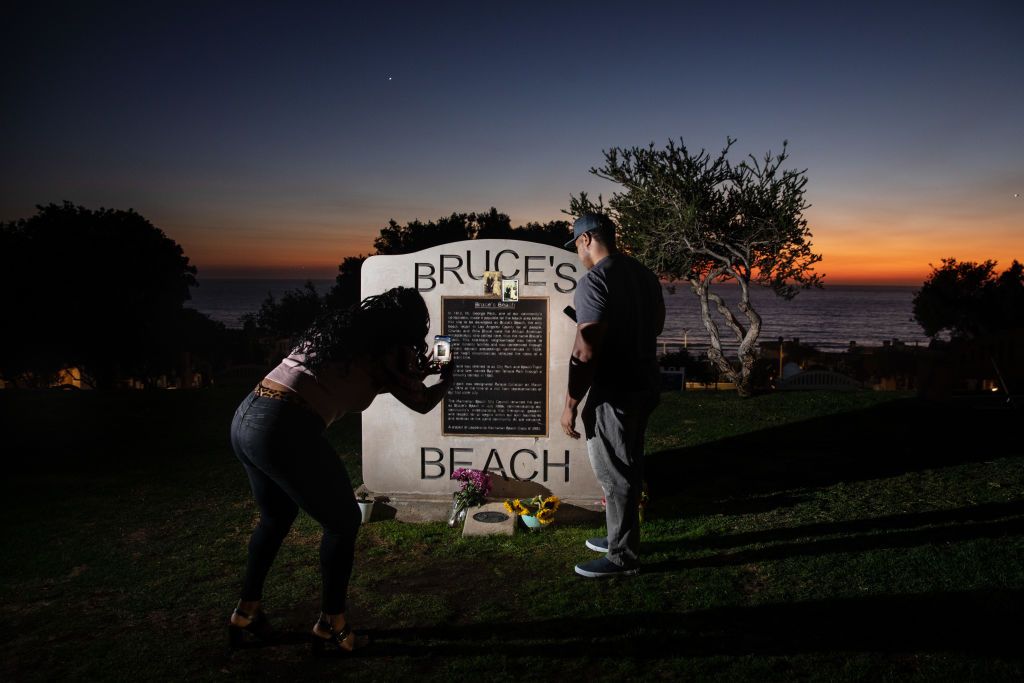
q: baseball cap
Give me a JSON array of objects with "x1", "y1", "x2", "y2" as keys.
[{"x1": 564, "y1": 213, "x2": 611, "y2": 248}]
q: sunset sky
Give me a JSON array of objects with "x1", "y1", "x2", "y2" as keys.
[{"x1": 2, "y1": 1, "x2": 1021, "y2": 284}]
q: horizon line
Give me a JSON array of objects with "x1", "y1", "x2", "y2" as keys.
[{"x1": 192, "y1": 272, "x2": 925, "y2": 287}]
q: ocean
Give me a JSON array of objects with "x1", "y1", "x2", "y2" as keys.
[
  {"x1": 185, "y1": 279, "x2": 929, "y2": 352},
  {"x1": 659, "y1": 283, "x2": 928, "y2": 352},
  {"x1": 186, "y1": 278, "x2": 336, "y2": 329}
]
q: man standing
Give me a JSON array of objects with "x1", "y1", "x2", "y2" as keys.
[{"x1": 561, "y1": 213, "x2": 665, "y2": 577}]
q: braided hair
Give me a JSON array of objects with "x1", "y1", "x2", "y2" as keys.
[{"x1": 297, "y1": 286, "x2": 429, "y2": 373}]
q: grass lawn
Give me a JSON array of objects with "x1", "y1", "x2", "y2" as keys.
[{"x1": 1, "y1": 376, "x2": 1022, "y2": 681}]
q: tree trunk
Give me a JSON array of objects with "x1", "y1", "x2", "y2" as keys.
[
  {"x1": 690, "y1": 274, "x2": 763, "y2": 398},
  {"x1": 733, "y1": 275, "x2": 763, "y2": 397},
  {"x1": 690, "y1": 274, "x2": 738, "y2": 384}
]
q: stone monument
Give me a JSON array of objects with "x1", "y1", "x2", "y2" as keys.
[{"x1": 360, "y1": 239, "x2": 602, "y2": 520}]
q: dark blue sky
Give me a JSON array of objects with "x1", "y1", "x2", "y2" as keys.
[{"x1": 3, "y1": 1, "x2": 1022, "y2": 281}]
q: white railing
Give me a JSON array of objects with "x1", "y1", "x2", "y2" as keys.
[{"x1": 657, "y1": 334, "x2": 691, "y2": 355}]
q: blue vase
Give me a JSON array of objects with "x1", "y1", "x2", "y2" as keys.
[{"x1": 521, "y1": 514, "x2": 542, "y2": 529}]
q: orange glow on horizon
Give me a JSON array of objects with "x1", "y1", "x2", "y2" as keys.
[
  {"x1": 194, "y1": 249, "x2": 970, "y2": 284},
  {"x1": 192, "y1": 244, "x2": 1022, "y2": 284},
  {"x1": 186, "y1": 230, "x2": 374, "y2": 279},
  {"x1": 808, "y1": 209, "x2": 1023, "y2": 285},
  {"x1": 176, "y1": 205, "x2": 1024, "y2": 284}
]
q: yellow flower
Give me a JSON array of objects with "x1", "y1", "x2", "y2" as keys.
[
  {"x1": 536, "y1": 509, "x2": 555, "y2": 525},
  {"x1": 541, "y1": 496, "x2": 561, "y2": 512},
  {"x1": 505, "y1": 499, "x2": 528, "y2": 516}
]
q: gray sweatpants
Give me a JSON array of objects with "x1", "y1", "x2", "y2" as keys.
[{"x1": 582, "y1": 390, "x2": 658, "y2": 568}]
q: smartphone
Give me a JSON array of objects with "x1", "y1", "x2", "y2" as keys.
[
  {"x1": 563, "y1": 305, "x2": 577, "y2": 322},
  {"x1": 433, "y1": 335, "x2": 452, "y2": 364}
]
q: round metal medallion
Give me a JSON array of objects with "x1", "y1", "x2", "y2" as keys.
[{"x1": 472, "y1": 511, "x2": 510, "y2": 524}]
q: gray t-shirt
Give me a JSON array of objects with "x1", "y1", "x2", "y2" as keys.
[{"x1": 574, "y1": 253, "x2": 664, "y2": 393}]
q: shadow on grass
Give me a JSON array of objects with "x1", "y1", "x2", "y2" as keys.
[
  {"x1": 644, "y1": 499, "x2": 1024, "y2": 553},
  {"x1": 353, "y1": 589, "x2": 1022, "y2": 659},
  {"x1": 646, "y1": 397, "x2": 1020, "y2": 516},
  {"x1": 642, "y1": 500, "x2": 1024, "y2": 572}
]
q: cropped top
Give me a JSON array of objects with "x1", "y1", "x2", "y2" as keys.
[{"x1": 264, "y1": 348, "x2": 350, "y2": 427}]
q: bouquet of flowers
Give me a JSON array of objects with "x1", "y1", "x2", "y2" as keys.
[
  {"x1": 451, "y1": 468, "x2": 492, "y2": 508},
  {"x1": 504, "y1": 494, "x2": 561, "y2": 527},
  {"x1": 448, "y1": 468, "x2": 492, "y2": 527}
]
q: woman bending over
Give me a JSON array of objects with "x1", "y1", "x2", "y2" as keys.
[{"x1": 227, "y1": 286, "x2": 452, "y2": 653}]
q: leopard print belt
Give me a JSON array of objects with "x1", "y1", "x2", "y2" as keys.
[{"x1": 254, "y1": 381, "x2": 316, "y2": 414}]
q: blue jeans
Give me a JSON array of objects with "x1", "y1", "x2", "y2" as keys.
[{"x1": 230, "y1": 390, "x2": 361, "y2": 614}]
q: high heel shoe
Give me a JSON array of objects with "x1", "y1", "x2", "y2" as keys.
[
  {"x1": 228, "y1": 607, "x2": 275, "y2": 649},
  {"x1": 310, "y1": 617, "x2": 367, "y2": 657}
]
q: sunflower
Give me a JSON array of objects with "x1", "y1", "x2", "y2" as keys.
[
  {"x1": 504, "y1": 499, "x2": 528, "y2": 516},
  {"x1": 540, "y1": 496, "x2": 561, "y2": 512},
  {"x1": 536, "y1": 508, "x2": 555, "y2": 525}
]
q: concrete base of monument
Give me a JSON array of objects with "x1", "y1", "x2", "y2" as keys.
[
  {"x1": 462, "y1": 502, "x2": 516, "y2": 536},
  {"x1": 353, "y1": 486, "x2": 606, "y2": 524},
  {"x1": 352, "y1": 486, "x2": 446, "y2": 522}
]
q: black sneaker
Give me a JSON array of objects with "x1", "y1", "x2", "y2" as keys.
[
  {"x1": 574, "y1": 557, "x2": 639, "y2": 578},
  {"x1": 585, "y1": 537, "x2": 608, "y2": 553}
]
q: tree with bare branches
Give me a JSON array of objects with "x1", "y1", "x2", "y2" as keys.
[{"x1": 569, "y1": 138, "x2": 824, "y2": 397}]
